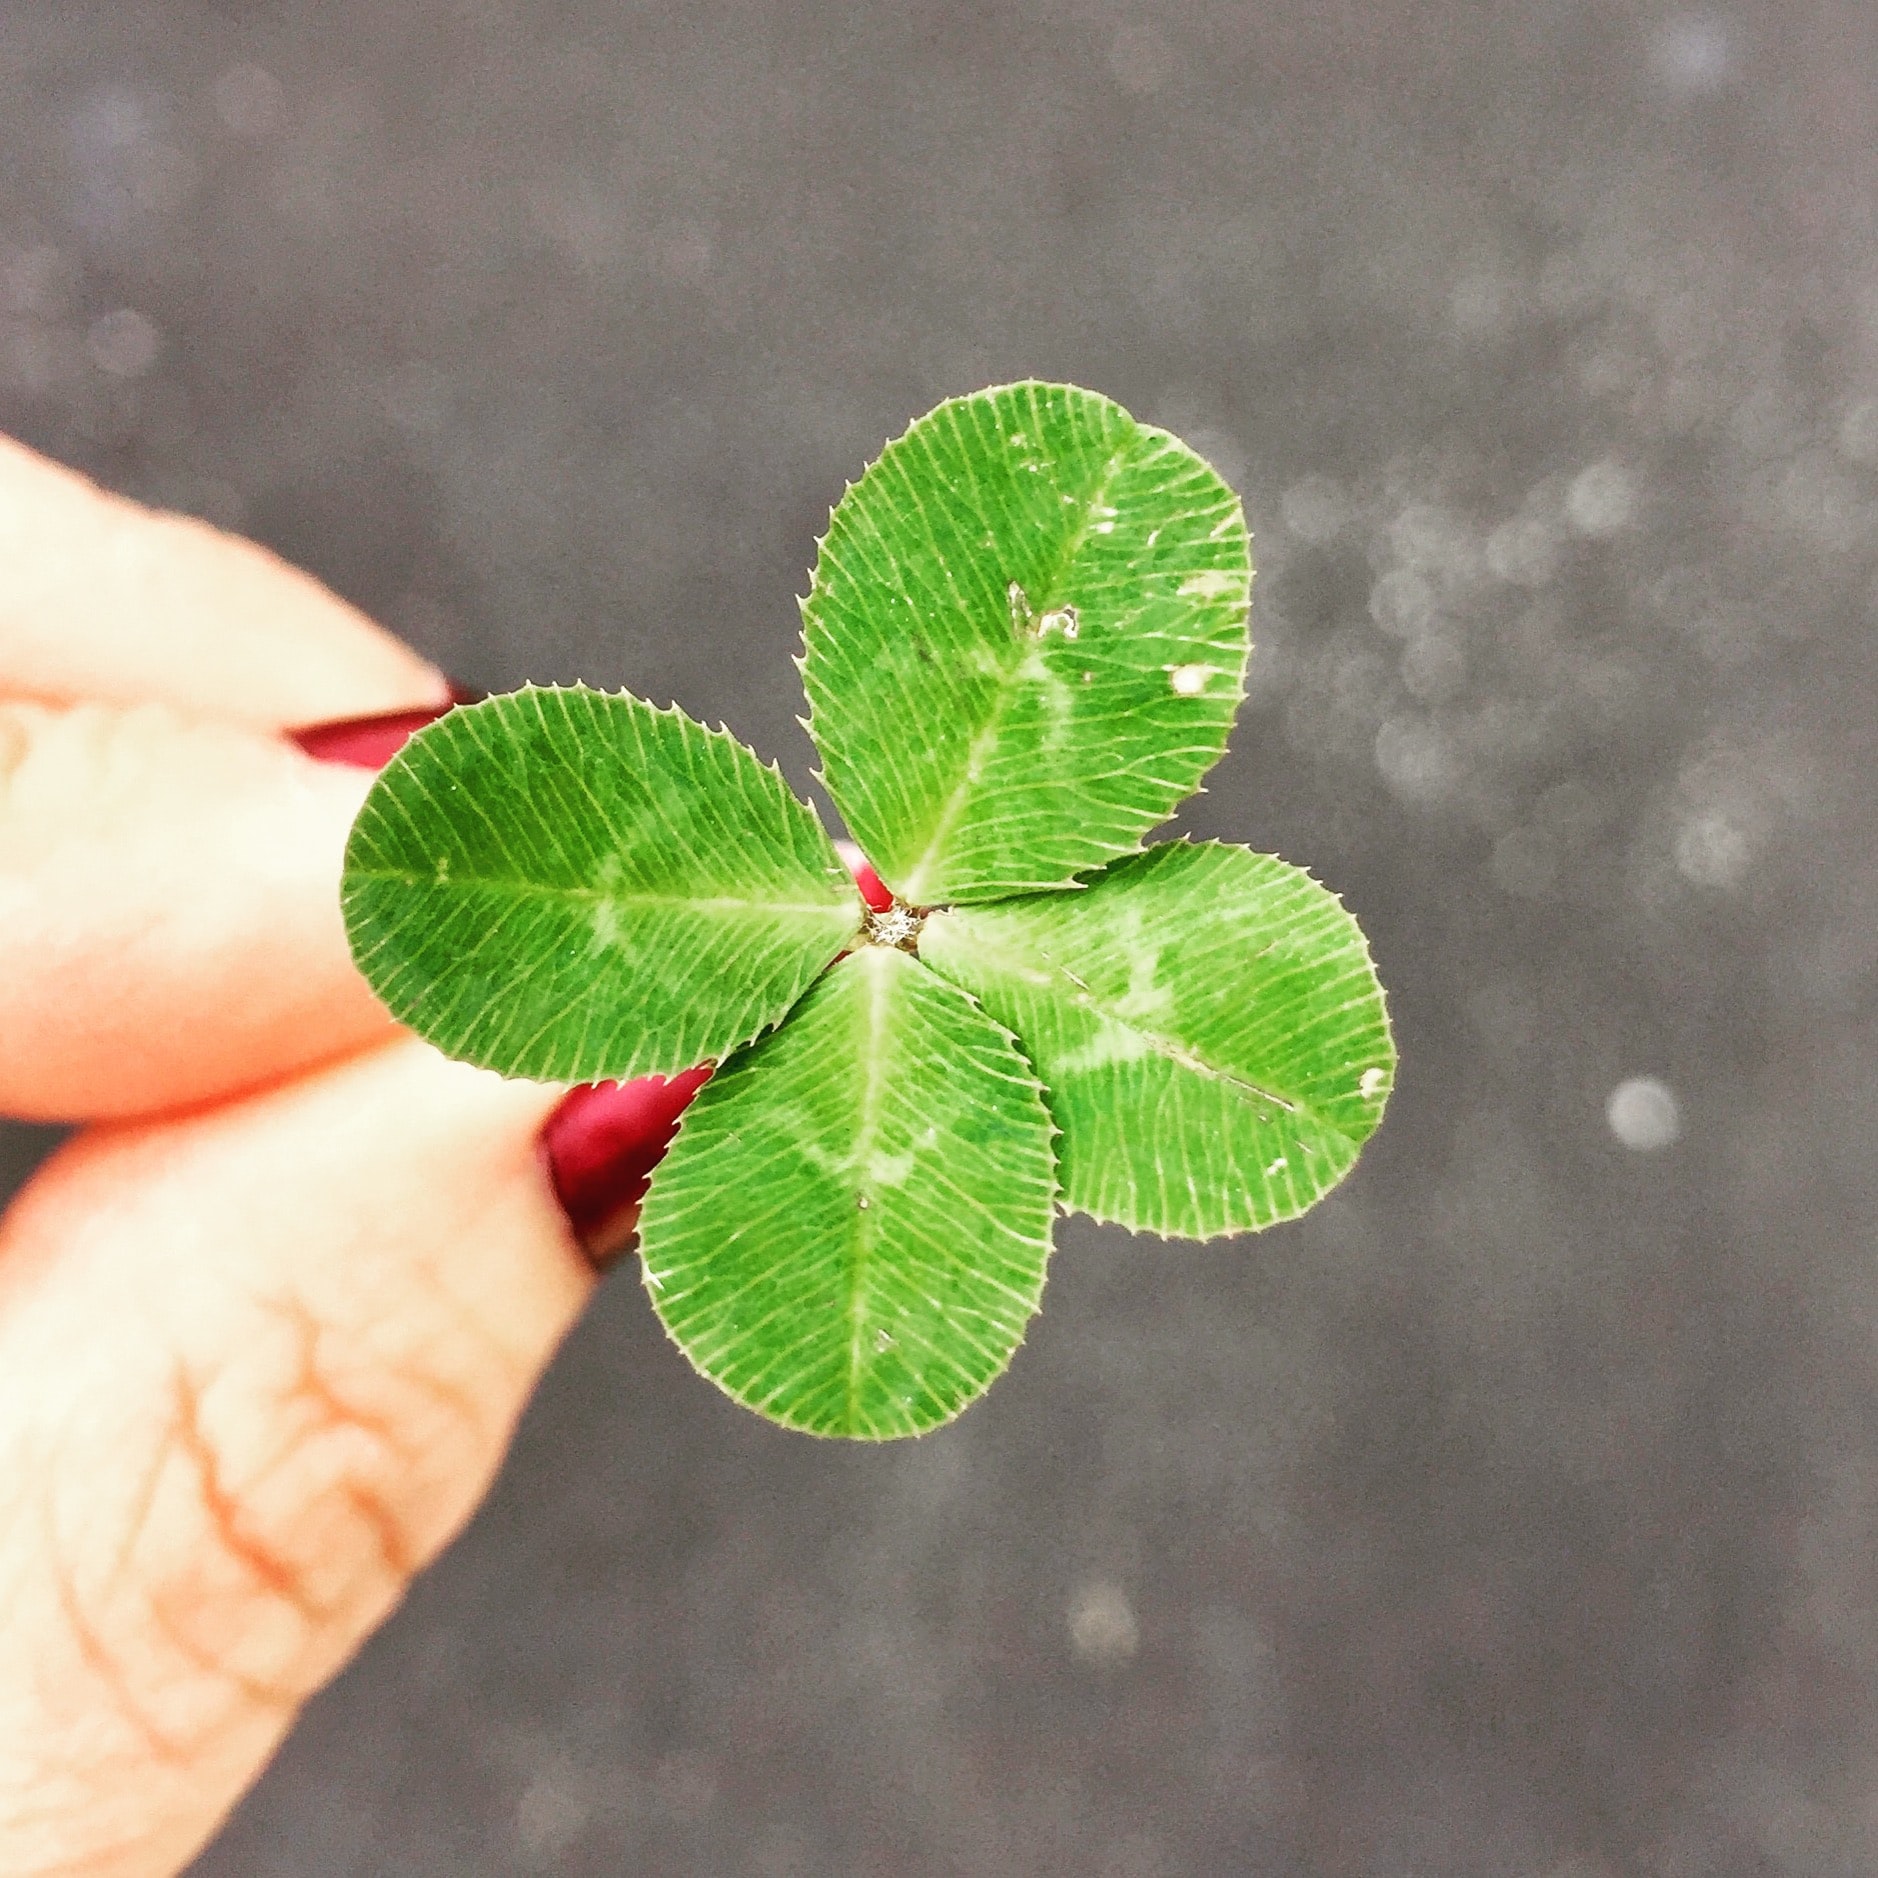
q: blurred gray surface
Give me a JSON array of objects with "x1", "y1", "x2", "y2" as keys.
[{"x1": 4, "y1": 2, "x2": 1877, "y2": 1872}]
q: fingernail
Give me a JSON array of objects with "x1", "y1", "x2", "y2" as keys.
[
  {"x1": 540, "y1": 1065, "x2": 713, "y2": 1272},
  {"x1": 833, "y1": 838, "x2": 894, "y2": 912},
  {"x1": 289, "y1": 682, "x2": 485, "y2": 770}
]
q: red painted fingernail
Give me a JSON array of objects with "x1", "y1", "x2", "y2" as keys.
[
  {"x1": 540, "y1": 1065, "x2": 713, "y2": 1272},
  {"x1": 854, "y1": 860, "x2": 893, "y2": 912},
  {"x1": 833, "y1": 839, "x2": 895, "y2": 912},
  {"x1": 288, "y1": 682, "x2": 485, "y2": 769}
]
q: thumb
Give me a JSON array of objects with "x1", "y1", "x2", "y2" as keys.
[{"x1": 0, "y1": 1037, "x2": 590, "y2": 1878}]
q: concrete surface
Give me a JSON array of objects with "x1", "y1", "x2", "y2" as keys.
[{"x1": 3, "y1": 3, "x2": 1877, "y2": 1873}]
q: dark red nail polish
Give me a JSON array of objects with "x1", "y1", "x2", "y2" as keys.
[
  {"x1": 540, "y1": 1065, "x2": 713, "y2": 1271},
  {"x1": 289, "y1": 684, "x2": 485, "y2": 770}
]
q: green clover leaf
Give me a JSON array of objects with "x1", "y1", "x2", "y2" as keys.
[
  {"x1": 341, "y1": 381, "x2": 1393, "y2": 1439},
  {"x1": 801, "y1": 381, "x2": 1250, "y2": 902}
]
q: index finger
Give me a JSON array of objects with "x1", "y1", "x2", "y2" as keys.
[
  {"x1": 0, "y1": 435, "x2": 448, "y2": 729},
  {"x1": 0, "y1": 1035, "x2": 589, "y2": 1877}
]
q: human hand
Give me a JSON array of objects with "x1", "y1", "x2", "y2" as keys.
[{"x1": 0, "y1": 438, "x2": 683, "y2": 1876}]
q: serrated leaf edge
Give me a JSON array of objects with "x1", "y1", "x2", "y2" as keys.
[{"x1": 636, "y1": 947, "x2": 1064, "y2": 1440}]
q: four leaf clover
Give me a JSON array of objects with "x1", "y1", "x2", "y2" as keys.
[{"x1": 341, "y1": 382, "x2": 1393, "y2": 1439}]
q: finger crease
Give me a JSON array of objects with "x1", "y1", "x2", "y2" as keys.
[
  {"x1": 146, "y1": 1594, "x2": 299, "y2": 1716},
  {"x1": 45, "y1": 1504, "x2": 189, "y2": 1769},
  {"x1": 342, "y1": 1481, "x2": 417, "y2": 1583},
  {"x1": 170, "y1": 1365, "x2": 326, "y2": 1627}
]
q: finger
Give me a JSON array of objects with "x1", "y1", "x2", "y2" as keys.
[
  {"x1": 0, "y1": 697, "x2": 397, "y2": 1122},
  {"x1": 0, "y1": 1036, "x2": 589, "y2": 1878},
  {"x1": 0, "y1": 435, "x2": 447, "y2": 729}
]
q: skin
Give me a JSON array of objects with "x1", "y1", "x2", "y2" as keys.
[{"x1": 0, "y1": 436, "x2": 596, "y2": 1878}]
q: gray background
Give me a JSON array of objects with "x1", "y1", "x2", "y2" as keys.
[{"x1": 4, "y1": 2, "x2": 1877, "y2": 1873}]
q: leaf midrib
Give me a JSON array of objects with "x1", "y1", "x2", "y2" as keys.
[
  {"x1": 943, "y1": 916, "x2": 1367, "y2": 1152},
  {"x1": 895, "y1": 430, "x2": 1135, "y2": 901},
  {"x1": 348, "y1": 865, "x2": 856, "y2": 920},
  {"x1": 844, "y1": 952, "x2": 896, "y2": 1428}
]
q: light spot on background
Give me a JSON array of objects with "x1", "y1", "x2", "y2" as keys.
[
  {"x1": 1649, "y1": 12, "x2": 1737, "y2": 95},
  {"x1": 1388, "y1": 500, "x2": 1479, "y2": 579},
  {"x1": 1370, "y1": 567, "x2": 1437, "y2": 637},
  {"x1": 1375, "y1": 715, "x2": 1459, "y2": 805},
  {"x1": 1068, "y1": 1579, "x2": 1139, "y2": 1666},
  {"x1": 1486, "y1": 514, "x2": 1561, "y2": 586},
  {"x1": 1675, "y1": 810, "x2": 1750, "y2": 889},
  {"x1": 1281, "y1": 473, "x2": 1348, "y2": 544},
  {"x1": 212, "y1": 63, "x2": 287, "y2": 138},
  {"x1": 1606, "y1": 1076, "x2": 1681, "y2": 1151},
  {"x1": 1567, "y1": 460, "x2": 1637, "y2": 536},
  {"x1": 1183, "y1": 426, "x2": 1246, "y2": 492},
  {"x1": 70, "y1": 85, "x2": 197, "y2": 228},
  {"x1": 86, "y1": 308, "x2": 160, "y2": 378},
  {"x1": 515, "y1": 1766, "x2": 589, "y2": 1865},
  {"x1": 1837, "y1": 398, "x2": 1878, "y2": 464}
]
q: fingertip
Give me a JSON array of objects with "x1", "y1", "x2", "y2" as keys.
[
  {"x1": 0, "y1": 1036, "x2": 589, "y2": 1875},
  {"x1": 0, "y1": 435, "x2": 449, "y2": 728},
  {"x1": 0, "y1": 699, "x2": 400, "y2": 1120},
  {"x1": 540, "y1": 1065, "x2": 713, "y2": 1269}
]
